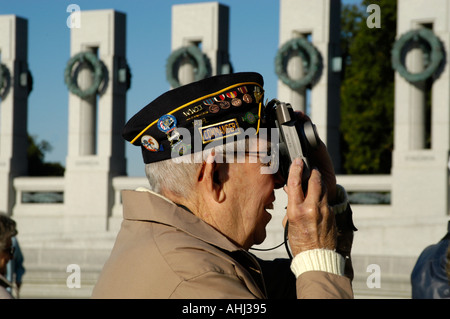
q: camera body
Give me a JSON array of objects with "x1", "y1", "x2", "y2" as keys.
[
  {"x1": 264, "y1": 99, "x2": 319, "y2": 185},
  {"x1": 260, "y1": 99, "x2": 356, "y2": 259}
]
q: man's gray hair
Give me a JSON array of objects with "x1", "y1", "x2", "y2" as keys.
[{"x1": 145, "y1": 157, "x2": 201, "y2": 197}]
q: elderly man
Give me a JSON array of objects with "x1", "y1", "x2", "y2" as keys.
[{"x1": 92, "y1": 72, "x2": 356, "y2": 299}]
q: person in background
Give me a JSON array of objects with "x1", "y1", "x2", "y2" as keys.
[
  {"x1": 411, "y1": 221, "x2": 450, "y2": 299},
  {"x1": 0, "y1": 213, "x2": 18, "y2": 299},
  {"x1": 6, "y1": 235, "x2": 25, "y2": 298}
]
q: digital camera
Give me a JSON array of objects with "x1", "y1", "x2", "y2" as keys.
[{"x1": 263, "y1": 99, "x2": 320, "y2": 186}]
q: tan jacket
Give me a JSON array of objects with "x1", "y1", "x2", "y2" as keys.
[{"x1": 92, "y1": 190, "x2": 353, "y2": 299}]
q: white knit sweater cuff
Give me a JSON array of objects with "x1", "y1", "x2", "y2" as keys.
[{"x1": 290, "y1": 249, "x2": 346, "y2": 278}]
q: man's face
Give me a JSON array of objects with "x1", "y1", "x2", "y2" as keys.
[{"x1": 221, "y1": 138, "x2": 282, "y2": 249}]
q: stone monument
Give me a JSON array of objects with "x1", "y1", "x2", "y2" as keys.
[
  {"x1": 0, "y1": 15, "x2": 30, "y2": 215},
  {"x1": 276, "y1": 0, "x2": 342, "y2": 172},
  {"x1": 64, "y1": 10, "x2": 129, "y2": 232},
  {"x1": 167, "y1": 2, "x2": 231, "y2": 88},
  {"x1": 391, "y1": 0, "x2": 449, "y2": 249}
]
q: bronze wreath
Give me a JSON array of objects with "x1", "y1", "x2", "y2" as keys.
[
  {"x1": 275, "y1": 37, "x2": 322, "y2": 89},
  {"x1": 391, "y1": 28, "x2": 445, "y2": 83},
  {"x1": 166, "y1": 45, "x2": 210, "y2": 88},
  {"x1": 64, "y1": 51, "x2": 105, "y2": 98}
]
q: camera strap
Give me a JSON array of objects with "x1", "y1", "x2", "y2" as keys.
[{"x1": 250, "y1": 221, "x2": 293, "y2": 260}]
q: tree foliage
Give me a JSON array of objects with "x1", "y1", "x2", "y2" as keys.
[
  {"x1": 27, "y1": 135, "x2": 65, "y2": 176},
  {"x1": 340, "y1": 0, "x2": 397, "y2": 174}
]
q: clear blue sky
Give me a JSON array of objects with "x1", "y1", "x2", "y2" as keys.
[{"x1": 1, "y1": 0, "x2": 361, "y2": 177}]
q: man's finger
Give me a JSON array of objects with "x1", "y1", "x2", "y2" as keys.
[
  {"x1": 286, "y1": 158, "x2": 305, "y2": 206},
  {"x1": 304, "y1": 168, "x2": 323, "y2": 204}
]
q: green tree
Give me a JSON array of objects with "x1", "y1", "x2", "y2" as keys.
[
  {"x1": 27, "y1": 135, "x2": 65, "y2": 176},
  {"x1": 340, "y1": 3, "x2": 364, "y2": 80},
  {"x1": 340, "y1": 0, "x2": 397, "y2": 174}
]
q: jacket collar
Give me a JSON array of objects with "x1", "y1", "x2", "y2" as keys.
[{"x1": 121, "y1": 189, "x2": 242, "y2": 253}]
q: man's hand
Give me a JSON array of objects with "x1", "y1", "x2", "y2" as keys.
[{"x1": 283, "y1": 158, "x2": 337, "y2": 256}]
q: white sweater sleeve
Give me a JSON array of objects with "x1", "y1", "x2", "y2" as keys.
[{"x1": 290, "y1": 249, "x2": 346, "y2": 278}]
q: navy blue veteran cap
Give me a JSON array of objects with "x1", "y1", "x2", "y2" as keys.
[{"x1": 122, "y1": 72, "x2": 265, "y2": 164}]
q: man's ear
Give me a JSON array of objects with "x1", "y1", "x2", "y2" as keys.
[{"x1": 198, "y1": 152, "x2": 226, "y2": 203}]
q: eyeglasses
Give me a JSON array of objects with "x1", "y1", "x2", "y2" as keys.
[{"x1": 211, "y1": 148, "x2": 280, "y2": 175}]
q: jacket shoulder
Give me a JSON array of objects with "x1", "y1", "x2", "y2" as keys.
[{"x1": 152, "y1": 222, "x2": 240, "y2": 278}]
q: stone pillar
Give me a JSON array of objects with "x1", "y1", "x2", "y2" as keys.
[
  {"x1": 77, "y1": 47, "x2": 97, "y2": 156},
  {"x1": 392, "y1": 0, "x2": 450, "y2": 219},
  {"x1": 277, "y1": 0, "x2": 342, "y2": 172},
  {"x1": 170, "y1": 2, "x2": 231, "y2": 86},
  {"x1": 406, "y1": 39, "x2": 426, "y2": 150},
  {"x1": 286, "y1": 37, "x2": 307, "y2": 112},
  {"x1": 64, "y1": 10, "x2": 128, "y2": 231},
  {"x1": 0, "y1": 16, "x2": 29, "y2": 214}
]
